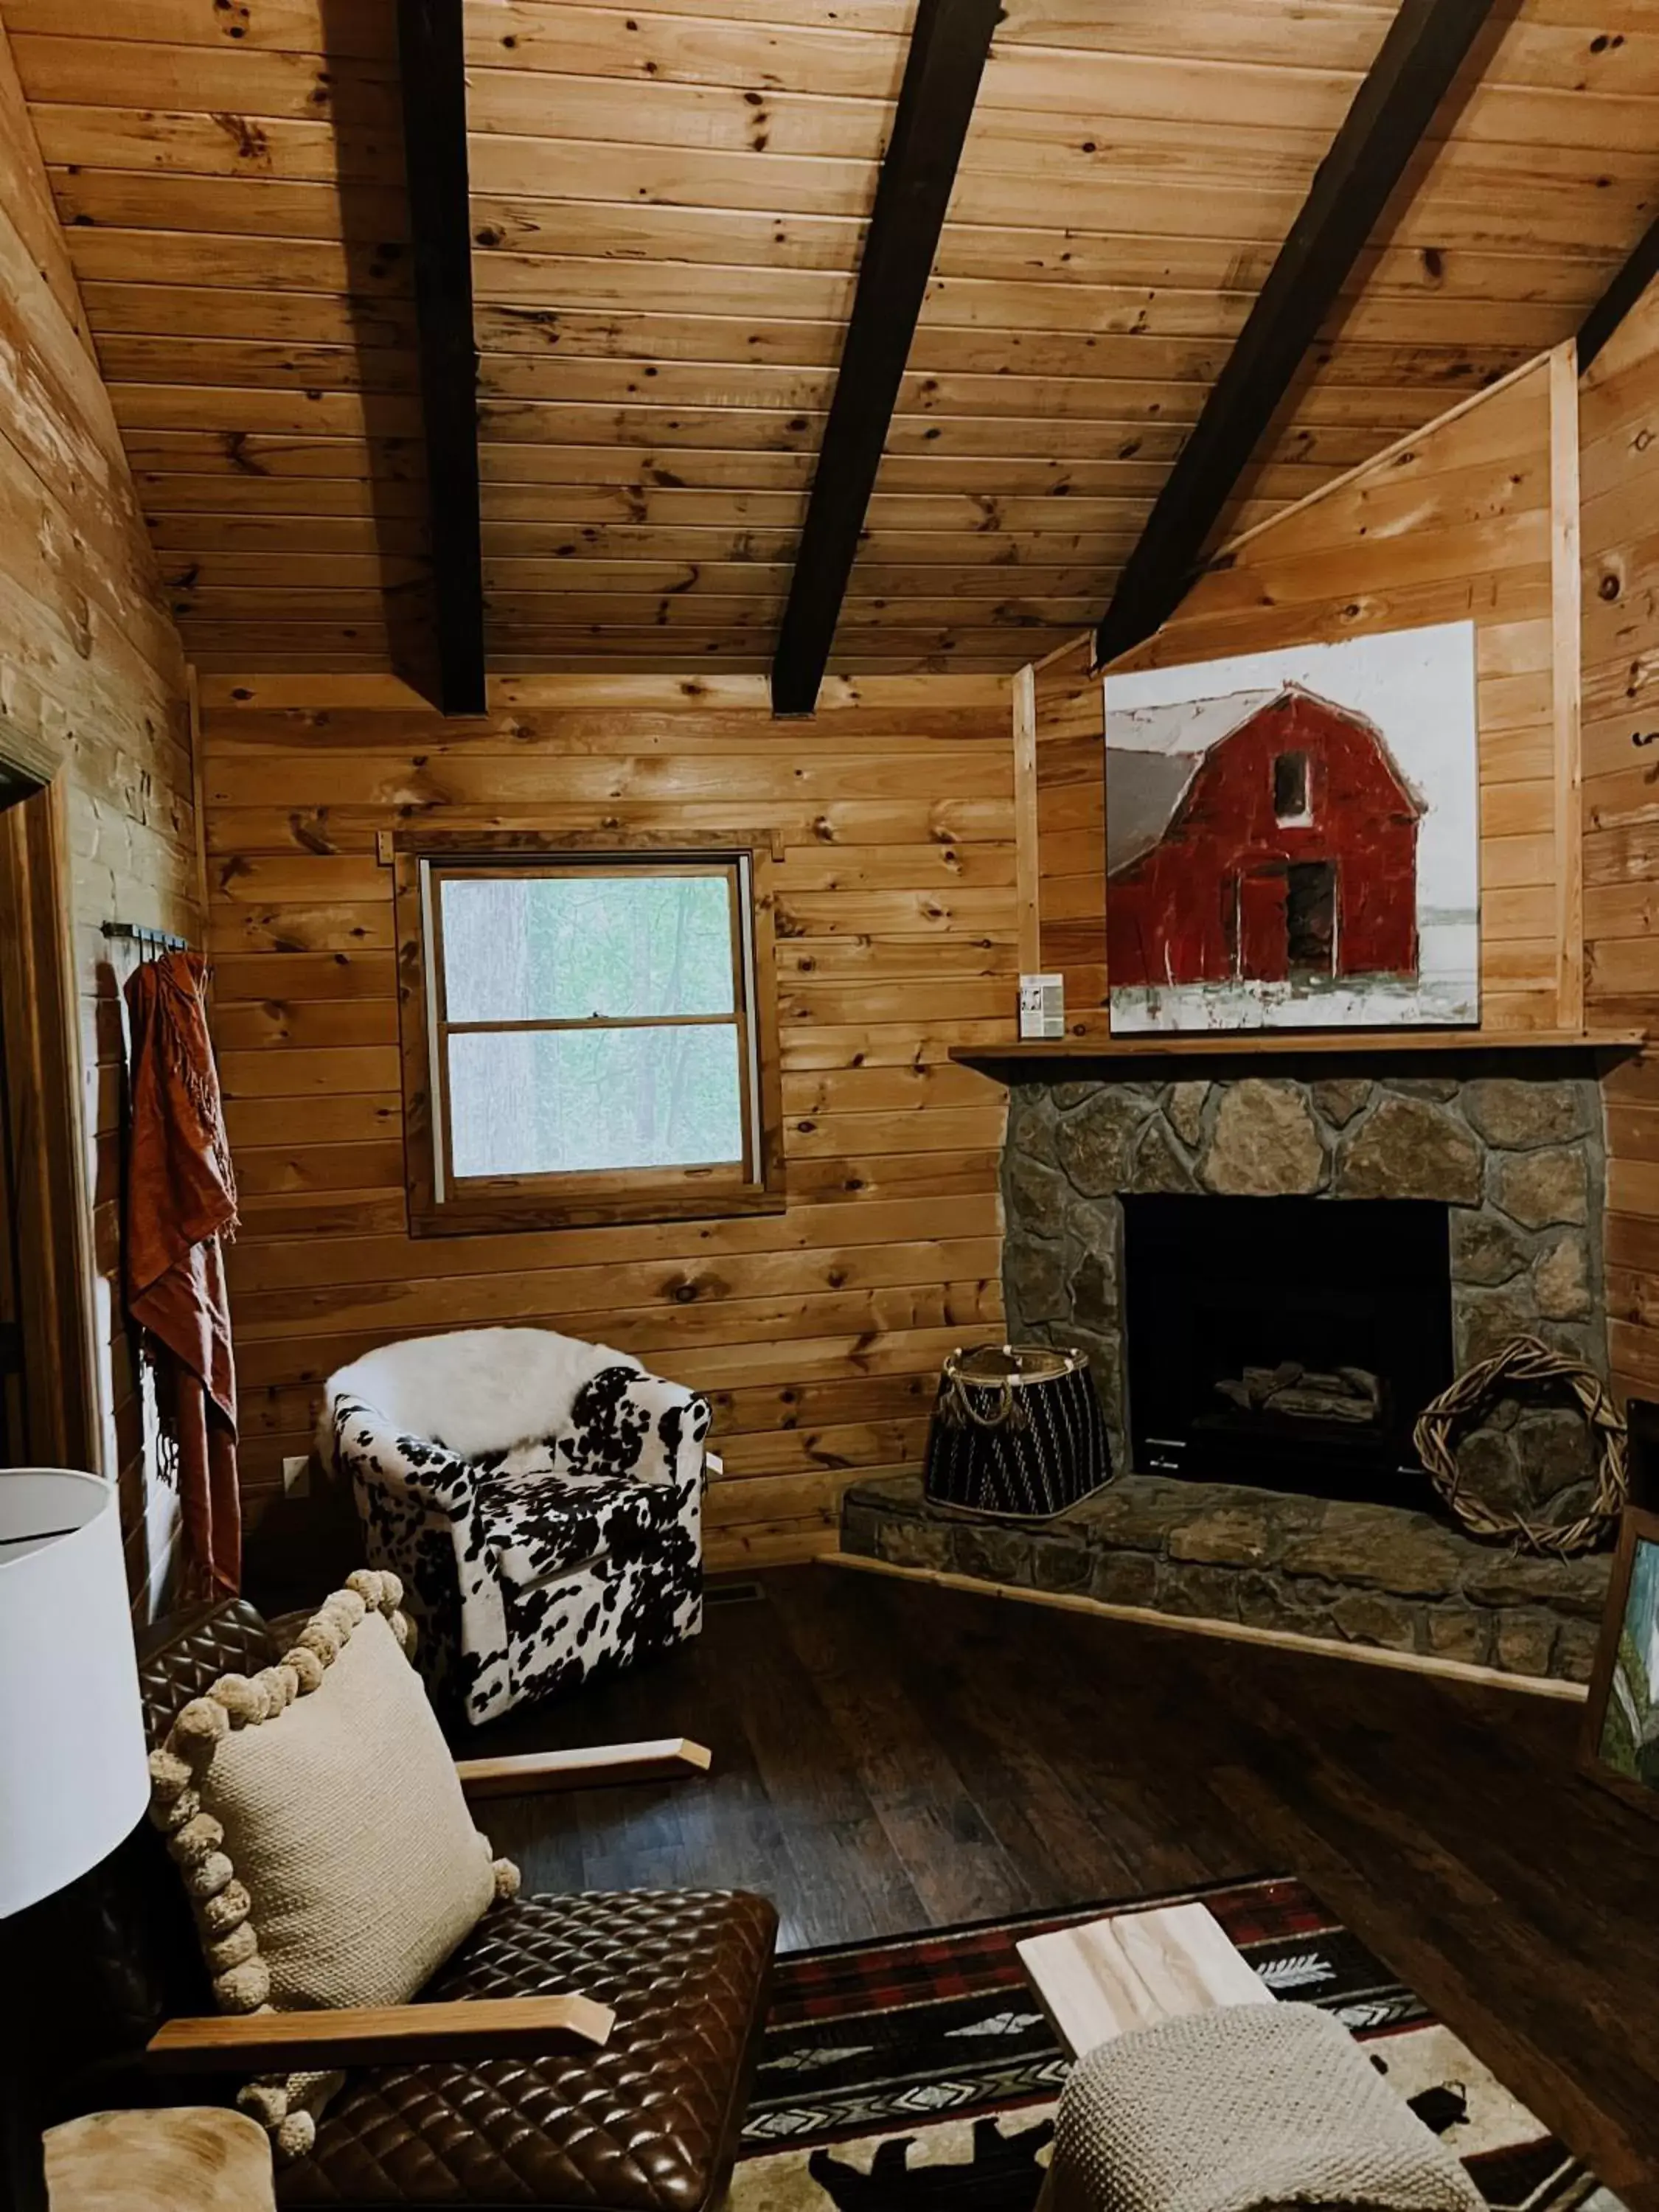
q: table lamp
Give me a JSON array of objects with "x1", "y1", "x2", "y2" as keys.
[{"x1": 1, "y1": 1470, "x2": 150, "y2": 2210}]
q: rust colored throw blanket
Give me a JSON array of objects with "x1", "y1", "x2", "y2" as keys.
[{"x1": 124, "y1": 951, "x2": 241, "y2": 1598}]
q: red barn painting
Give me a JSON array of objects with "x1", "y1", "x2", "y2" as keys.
[{"x1": 1107, "y1": 684, "x2": 1427, "y2": 1001}]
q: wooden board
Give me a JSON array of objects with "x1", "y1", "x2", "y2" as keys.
[
  {"x1": 454, "y1": 1736, "x2": 712, "y2": 1795},
  {"x1": 1016, "y1": 1900, "x2": 1272, "y2": 2059}
]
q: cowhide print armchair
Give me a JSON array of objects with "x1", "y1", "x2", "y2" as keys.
[{"x1": 321, "y1": 1326, "x2": 712, "y2": 1726}]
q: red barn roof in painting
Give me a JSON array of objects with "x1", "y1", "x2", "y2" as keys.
[{"x1": 1106, "y1": 684, "x2": 1426, "y2": 992}]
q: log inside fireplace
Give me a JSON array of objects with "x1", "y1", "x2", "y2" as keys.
[{"x1": 1214, "y1": 1360, "x2": 1384, "y2": 1427}]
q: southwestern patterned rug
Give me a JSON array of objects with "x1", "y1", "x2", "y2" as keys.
[{"x1": 733, "y1": 1876, "x2": 1622, "y2": 2212}]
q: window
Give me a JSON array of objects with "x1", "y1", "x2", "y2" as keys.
[
  {"x1": 1272, "y1": 749, "x2": 1312, "y2": 824},
  {"x1": 394, "y1": 832, "x2": 782, "y2": 1234}
]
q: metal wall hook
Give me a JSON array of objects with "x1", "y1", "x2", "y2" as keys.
[{"x1": 102, "y1": 921, "x2": 192, "y2": 956}]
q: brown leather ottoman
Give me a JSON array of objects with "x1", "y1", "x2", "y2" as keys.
[{"x1": 276, "y1": 1889, "x2": 777, "y2": 2211}]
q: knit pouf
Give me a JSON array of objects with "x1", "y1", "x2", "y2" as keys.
[{"x1": 1046, "y1": 2003, "x2": 1484, "y2": 2212}]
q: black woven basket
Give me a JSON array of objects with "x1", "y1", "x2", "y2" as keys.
[{"x1": 923, "y1": 1343, "x2": 1113, "y2": 1521}]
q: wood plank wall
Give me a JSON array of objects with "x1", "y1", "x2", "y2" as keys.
[
  {"x1": 1013, "y1": 347, "x2": 1581, "y2": 1037},
  {"x1": 0, "y1": 28, "x2": 195, "y2": 1615},
  {"x1": 1581, "y1": 279, "x2": 1659, "y2": 1403},
  {"x1": 198, "y1": 672, "x2": 1017, "y2": 1568}
]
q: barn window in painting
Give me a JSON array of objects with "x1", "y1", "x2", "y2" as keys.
[
  {"x1": 1273, "y1": 748, "x2": 1312, "y2": 825},
  {"x1": 1105, "y1": 621, "x2": 1479, "y2": 1032}
]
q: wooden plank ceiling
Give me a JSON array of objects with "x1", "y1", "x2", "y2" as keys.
[{"x1": 8, "y1": 0, "x2": 1659, "y2": 678}]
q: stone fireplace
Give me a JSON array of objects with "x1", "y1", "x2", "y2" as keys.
[
  {"x1": 1004, "y1": 1068, "x2": 1608, "y2": 1528},
  {"x1": 841, "y1": 1056, "x2": 1617, "y2": 1683}
]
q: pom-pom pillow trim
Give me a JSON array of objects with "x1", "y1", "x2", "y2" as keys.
[{"x1": 147, "y1": 1571, "x2": 518, "y2": 2160}]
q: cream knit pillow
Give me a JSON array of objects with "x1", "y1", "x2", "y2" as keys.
[{"x1": 148, "y1": 1572, "x2": 518, "y2": 2159}]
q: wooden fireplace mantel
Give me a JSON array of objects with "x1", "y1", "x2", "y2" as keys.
[{"x1": 951, "y1": 1029, "x2": 1646, "y2": 1072}]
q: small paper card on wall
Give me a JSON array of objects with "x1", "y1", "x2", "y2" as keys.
[
  {"x1": 1103, "y1": 620, "x2": 1480, "y2": 1034},
  {"x1": 1019, "y1": 974, "x2": 1065, "y2": 1040}
]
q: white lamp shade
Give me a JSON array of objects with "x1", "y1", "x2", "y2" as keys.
[{"x1": 0, "y1": 1470, "x2": 150, "y2": 1916}]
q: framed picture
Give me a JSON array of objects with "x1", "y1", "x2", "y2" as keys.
[
  {"x1": 1104, "y1": 619, "x2": 1480, "y2": 1034},
  {"x1": 1579, "y1": 1506, "x2": 1659, "y2": 1816}
]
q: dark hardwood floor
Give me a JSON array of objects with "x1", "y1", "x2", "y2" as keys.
[{"x1": 468, "y1": 1564, "x2": 1659, "y2": 2207}]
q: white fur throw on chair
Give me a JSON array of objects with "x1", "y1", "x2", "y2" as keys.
[
  {"x1": 318, "y1": 1326, "x2": 642, "y2": 1468},
  {"x1": 323, "y1": 1326, "x2": 709, "y2": 1726}
]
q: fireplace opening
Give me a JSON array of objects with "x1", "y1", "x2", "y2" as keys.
[{"x1": 1121, "y1": 1194, "x2": 1454, "y2": 1511}]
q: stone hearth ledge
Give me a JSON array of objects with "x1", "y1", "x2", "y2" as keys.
[{"x1": 841, "y1": 1472, "x2": 1611, "y2": 1684}]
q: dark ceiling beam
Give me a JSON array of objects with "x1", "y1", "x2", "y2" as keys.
[
  {"x1": 770, "y1": 0, "x2": 1002, "y2": 717},
  {"x1": 1579, "y1": 214, "x2": 1659, "y2": 375},
  {"x1": 1093, "y1": 0, "x2": 1499, "y2": 671},
  {"x1": 397, "y1": 0, "x2": 486, "y2": 716}
]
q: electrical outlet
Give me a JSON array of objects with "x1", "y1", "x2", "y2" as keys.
[{"x1": 282, "y1": 1455, "x2": 310, "y2": 1498}]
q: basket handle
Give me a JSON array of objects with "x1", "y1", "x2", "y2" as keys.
[{"x1": 939, "y1": 1368, "x2": 1029, "y2": 1432}]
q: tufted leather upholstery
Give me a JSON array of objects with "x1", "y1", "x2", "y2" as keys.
[
  {"x1": 46, "y1": 1599, "x2": 776, "y2": 2211},
  {"x1": 138, "y1": 1599, "x2": 280, "y2": 1742},
  {"x1": 282, "y1": 1891, "x2": 777, "y2": 2210}
]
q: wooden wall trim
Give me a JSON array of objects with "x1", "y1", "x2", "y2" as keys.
[
  {"x1": 1012, "y1": 663, "x2": 1040, "y2": 977},
  {"x1": 823, "y1": 1554, "x2": 1587, "y2": 1703},
  {"x1": 1549, "y1": 341, "x2": 1585, "y2": 1033},
  {"x1": 0, "y1": 768, "x2": 102, "y2": 1473}
]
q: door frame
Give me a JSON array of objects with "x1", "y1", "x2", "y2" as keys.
[{"x1": 0, "y1": 722, "x2": 101, "y2": 1473}]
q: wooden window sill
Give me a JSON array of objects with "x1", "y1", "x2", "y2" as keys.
[{"x1": 408, "y1": 1187, "x2": 788, "y2": 1237}]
